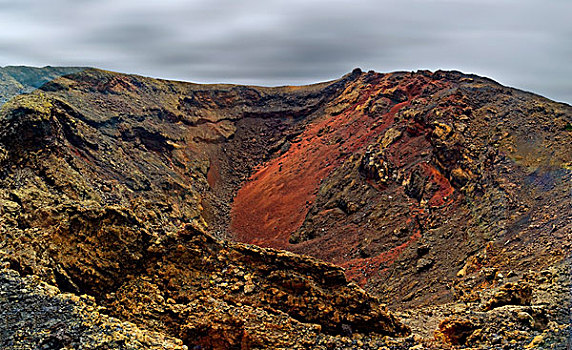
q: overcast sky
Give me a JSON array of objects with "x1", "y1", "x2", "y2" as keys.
[{"x1": 0, "y1": 0, "x2": 570, "y2": 103}]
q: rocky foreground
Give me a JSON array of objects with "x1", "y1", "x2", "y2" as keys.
[{"x1": 0, "y1": 66, "x2": 570, "y2": 349}]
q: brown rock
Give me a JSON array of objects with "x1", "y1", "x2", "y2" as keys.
[
  {"x1": 484, "y1": 281, "x2": 533, "y2": 310},
  {"x1": 434, "y1": 318, "x2": 477, "y2": 345}
]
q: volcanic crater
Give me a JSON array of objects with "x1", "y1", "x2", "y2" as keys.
[{"x1": 0, "y1": 66, "x2": 570, "y2": 349}]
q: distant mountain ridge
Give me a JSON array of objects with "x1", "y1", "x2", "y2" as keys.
[{"x1": 0, "y1": 66, "x2": 84, "y2": 105}]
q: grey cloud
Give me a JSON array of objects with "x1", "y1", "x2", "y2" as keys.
[{"x1": 0, "y1": 0, "x2": 570, "y2": 103}]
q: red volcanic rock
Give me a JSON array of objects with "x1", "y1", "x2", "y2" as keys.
[{"x1": 231, "y1": 70, "x2": 572, "y2": 317}]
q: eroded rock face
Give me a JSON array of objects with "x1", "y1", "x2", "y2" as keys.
[
  {"x1": 1, "y1": 205, "x2": 408, "y2": 348},
  {"x1": 0, "y1": 67, "x2": 570, "y2": 349},
  {"x1": 115, "y1": 224, "x2": 409, "y2": 347}
]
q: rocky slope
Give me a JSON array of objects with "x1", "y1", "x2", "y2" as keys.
[{"x1": 0, "y1": 67, "x2": 570, "y2": 349}]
